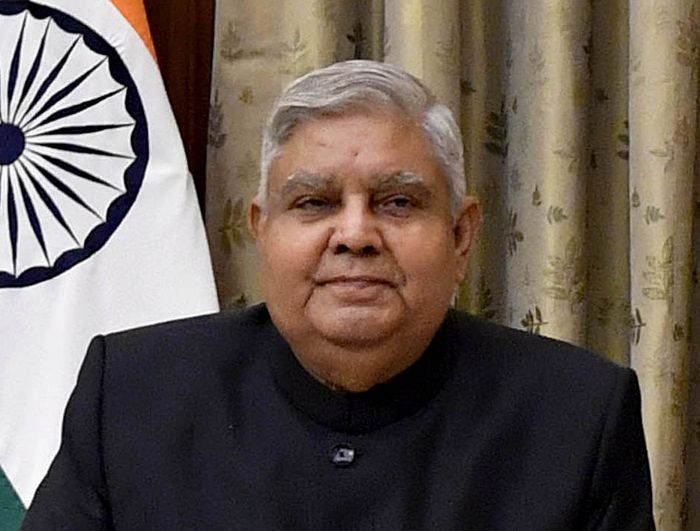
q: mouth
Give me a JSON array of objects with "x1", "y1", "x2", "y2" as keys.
[
  {"x1": 313, "y1": 275, "x2": 398, "y2": 303},
  {"x1": 316, "y1": 276, "x2": 397, "y2": 288}
]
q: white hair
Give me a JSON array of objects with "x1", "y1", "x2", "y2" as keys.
[{"x1": 258, "y1": 60, "x2": 466, "y2": 216}]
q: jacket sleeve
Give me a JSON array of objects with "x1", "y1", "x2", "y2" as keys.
[
  {"x1": 585, "y1": 368, "x2": 655, "y2": 531},
  {"x1": 22, "y1": 336, "x2": 112, "y2": 530}
]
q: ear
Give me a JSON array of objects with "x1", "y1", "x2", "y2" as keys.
[
  {"x1": 453, "y1": 196, "x2": 482, "y2": 283},
  {"x1": 248, "y1": 197, "x2": 266, "y2": 241}
]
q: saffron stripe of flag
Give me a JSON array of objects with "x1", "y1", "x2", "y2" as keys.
[{"x1": 111, "y1": 0, "x2": 155, "y2": 58}]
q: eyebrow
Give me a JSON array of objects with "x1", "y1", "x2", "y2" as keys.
[
  {"x1": 278, "y1": 171, "x2": 338, "y2": 198},
  {"x1": 374, "y1": 171, "x2": 428, "y2": 190},
  {"x1": 277, "y1": 170, "x2": 433, "y2": 199}
]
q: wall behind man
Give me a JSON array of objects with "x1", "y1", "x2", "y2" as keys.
[{"x1": 143, "y1": 0, "x2": 215, "y2": 215}]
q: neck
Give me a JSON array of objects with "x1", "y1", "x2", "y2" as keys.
[{"x1": 287, "y1": 332, "x2": 435, "y2": 393}]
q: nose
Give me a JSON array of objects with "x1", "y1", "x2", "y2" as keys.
[{"x1": 328, "y1": 197, "x2": 382, "y2": 256}]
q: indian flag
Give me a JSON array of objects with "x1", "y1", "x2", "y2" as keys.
[{"x1": 0, "y1": 1, "x2": 219, "y2": 527}]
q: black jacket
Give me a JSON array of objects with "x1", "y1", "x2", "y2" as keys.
[{"x1": 24, "y1": 305, "x2": 654, "y2": 530}]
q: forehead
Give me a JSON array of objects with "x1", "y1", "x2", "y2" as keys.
[{"x1": 268, "y1": 111, "x2": 448, "y2": 193}]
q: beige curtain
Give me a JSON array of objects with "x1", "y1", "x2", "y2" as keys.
[{"x1": 206, "y1": 1, "x2": 700, "y2": 528}]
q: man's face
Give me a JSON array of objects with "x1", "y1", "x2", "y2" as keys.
[{"x1": 251, "y1": 110, "x2": 479, "y2": 386}]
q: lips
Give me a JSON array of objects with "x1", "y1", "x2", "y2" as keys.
[
  {"x1": 314, "y1": 275, "x2": 398, "y2": 303},
  {"x1": 315, "y1": 275, "x2": 398, "y2": 288}
]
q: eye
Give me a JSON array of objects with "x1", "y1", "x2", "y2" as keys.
[
  {"x1": 387, "y1": 196, "x2": 412, "y2": 208},
  {"x1": 292, "y1": 196, "x2": 334, "y2": 213},
  {"x1": 376, "y1": 195, "x2": 415, "y2": 215}
]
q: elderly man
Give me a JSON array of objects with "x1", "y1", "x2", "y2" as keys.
[{"x1": 24, "y1": 61, "x2": 654, "y2": 530}]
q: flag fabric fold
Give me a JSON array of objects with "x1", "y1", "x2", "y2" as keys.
[{"x1": 0, "y1": 0, "x2": 219, "y2": 524}]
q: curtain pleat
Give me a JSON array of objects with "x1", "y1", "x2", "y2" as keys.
[
  {"x1": 586, "y1": 0, "x2": 631, "y2": 366},
  {"x1": 629, "y1": 2, "x2": 698, "y2": 527},
  {"x1": 459, "y1": 0, "x2": 508, "y2": 324},
  {"x1": 499, "y1": 1, "x2": 591, "y2": 343},
  {"x1": 384, "y1": 0, "x2": 461, "y2": 113}
]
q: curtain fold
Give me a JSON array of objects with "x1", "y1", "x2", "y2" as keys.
[
  {"x1": 586, "y1": 0, "x2": 631, "y2": 365},
  {"x1": 459, "y1": 0, "x2": 508, "y2": 324},
  {"x1": 207, "y1": 2, "x2": 700, "y2": 528},
  {"x1": 499, "y1": 1, "x2": 591, "y2": 343},
  {"x1": 384, "y1": 0, "x2": 462, "y2": 113}
]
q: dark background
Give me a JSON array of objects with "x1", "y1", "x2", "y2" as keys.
[{"x1": 143, "y1": 0, "x2": 215, "y2": 215}]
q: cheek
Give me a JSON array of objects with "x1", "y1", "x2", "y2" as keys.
[
  {"x1": 260, "y1": 223, "x2": 328, "y2": 282},
  {"x1": 392, "y1": 226, "x2": 458, "y2": 289}
]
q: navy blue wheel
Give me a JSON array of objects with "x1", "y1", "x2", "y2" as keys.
[{"x1": 0, "y1": 2, "x2": 148, "y2": 288}]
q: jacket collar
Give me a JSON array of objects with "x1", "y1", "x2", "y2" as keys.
[{"x1": 263, "y1": 305, "x2": 458, "y2": 434}]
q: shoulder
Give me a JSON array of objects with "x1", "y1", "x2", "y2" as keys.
[
  {"x1": 84, "y1": 304, "x2": 283, "y2": 434},
  {"x1": 440, "y1": 311, "x2": 642, "y2": 470},
  {"x1": 438, "y1": 311, "x2": 653, "y2": 526},
  {"x1": 443, "y1": 309, "x2": 633, "y2": 410},
  {"x1": 97, "y1": 303, "x2": 278, "y2": 381},
  {"x1": 104, "y1": 303, "x2": 271, "y2": 350},
  {"x1": 447, "y1": 308, "x2": 626, "y2": 374}
]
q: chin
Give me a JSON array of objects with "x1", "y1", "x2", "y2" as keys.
[{"x1": 309, "y1": 306, "x2": 402, "y2": 348}]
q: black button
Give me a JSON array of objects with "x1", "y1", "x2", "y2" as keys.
[{"x1": 330, "y1": 444, "x2": 356, "y2": 467}]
